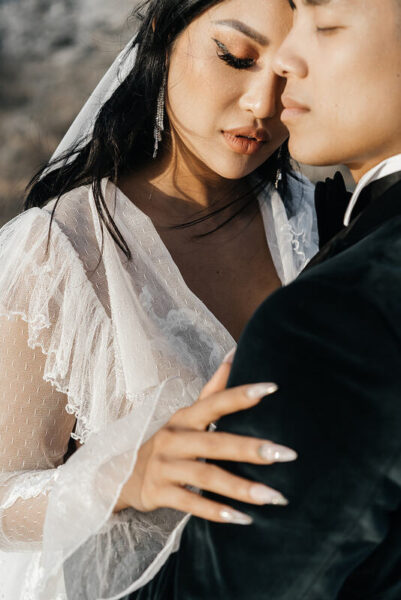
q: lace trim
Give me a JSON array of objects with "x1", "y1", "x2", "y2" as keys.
[
  {"x1": 286, "y1": 174, "x2": 319, "y2": 273},
  {"x1": 280, "y1": 222, "x2": 308, "y2": 265},
  {"x1": 139, "y1": 285, "x2": 222, "y2": 375},
  {"x1": 1, "y1": 469, "x2": 62, "y2": 510},
  {"x1": 0, "y1": 208, "x2": 126, "y2": 443}
]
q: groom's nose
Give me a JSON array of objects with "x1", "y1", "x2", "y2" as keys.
[{"x1": 273, "y1": 36, "x2": 307, "y2": 80}]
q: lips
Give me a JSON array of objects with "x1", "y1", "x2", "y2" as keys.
[
  {"x1": 222, "y1": 127, "x2": 271, "y2": 155},
  {"x1": 224, "y1": 127, "x2": 271, "y2": 142},
  {"x1": 281, "y1": 95, "x2": 309, "y2": 110},
  {"x1": 281, "y1": 95, "x2": 310, "y2": 122}
]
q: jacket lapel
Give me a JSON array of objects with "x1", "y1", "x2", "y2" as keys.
[{"x1": 304, "y1": 171, "x2": 401, "y2": 273}]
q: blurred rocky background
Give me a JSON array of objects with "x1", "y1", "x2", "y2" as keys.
[
  {"x1": 0, "y1": 0, "x2": 352, "y2": 227},
  {"x1": 0, "y1": 0, "x2": 136, "y2": 226}
]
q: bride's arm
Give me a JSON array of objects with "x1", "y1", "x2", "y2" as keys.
[{"x1": 0, "y1": 315, "x2": 75, "y2": 551}]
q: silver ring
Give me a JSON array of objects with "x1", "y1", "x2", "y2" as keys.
[{"x1": 207, "y1": 421, "x2": 218, "y2": 432}]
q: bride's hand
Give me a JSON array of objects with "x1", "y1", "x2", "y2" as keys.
[{"x1": 113, "y1": 355, "x2": 297, "y2": 524}]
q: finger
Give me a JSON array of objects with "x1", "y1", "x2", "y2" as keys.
[
  {"x1": 199, "y1": 362, "x2": 231, "y2": 400},
  {"x1": 159, "y1": 484, "x2": 254, "y2": 525},
  {"x1": 163, "y1": 459, "x2": 289, "y2": 507},
  {"x1": 169, "y1": 382, "x2": 278, "y2": 431},
  {"x1": 157, "y1": 430, "x2": 297, "y2": 465},
  {"x1": 199, "y1": 348, "x2": 236, "y2": 400}
]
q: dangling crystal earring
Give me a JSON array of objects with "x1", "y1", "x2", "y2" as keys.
[
  {"x1": 275, "y1": 146, "x2": 283, "y2": 190},
  {"x1": 153, "y1": 71, "x2": 167, "y2": 159}
]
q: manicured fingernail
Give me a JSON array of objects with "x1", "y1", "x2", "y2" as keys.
[
  {"x1": 249, "y1": 484, "x2": 289, "y2": 506},
  {"x1": 246, "y1": 383, "x2": 278, "y2": 400},
  {"x1": 223, "y1": 348, "x2": 236, "y2": 364},
  {"x1": 258, "y1": 443, "x2": 298, "y2": 463},
  {"x1": 220, "y1": 508, "x2": 253, "y2": 525}
]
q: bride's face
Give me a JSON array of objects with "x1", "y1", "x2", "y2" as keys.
[{"x1": 165, "y1": 0, "x2": 292, "y2": 180}]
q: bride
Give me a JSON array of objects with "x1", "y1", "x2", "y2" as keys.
[{"x1": 0, "y1": 0, "x2": 317, "y2": 598}]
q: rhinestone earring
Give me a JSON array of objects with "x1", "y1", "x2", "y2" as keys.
[{"x1": 153, "y1": 71, "x2": 167, "y2": 159}]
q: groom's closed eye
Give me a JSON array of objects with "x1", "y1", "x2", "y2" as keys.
[
  {"x1": 303, "y1": 0, "x2": 331, "y2": 5},
  {"x1": 289, "y1": 0, "x2": 332, "y2": 6}
]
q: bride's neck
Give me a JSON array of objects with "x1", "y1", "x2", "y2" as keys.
[{"x1": 119, "y1": 144, "x2": 249, "y2": 224}]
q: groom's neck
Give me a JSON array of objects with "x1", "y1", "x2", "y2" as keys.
[{"x1": 348, "y1": 147, "x2": 401, "y2": 183}]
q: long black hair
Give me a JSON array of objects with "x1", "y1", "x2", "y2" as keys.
[{"x1": 24, "y1": 0, "x2": 291, "y2": 260}]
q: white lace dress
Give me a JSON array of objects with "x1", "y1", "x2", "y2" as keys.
[{"x1": 0, "y1": 175, "x2": 318, "y2": 600}]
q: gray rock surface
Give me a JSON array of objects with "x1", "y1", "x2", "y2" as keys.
[{"x1": 0, "y1": 0, "x2": 136, "y2": 225}]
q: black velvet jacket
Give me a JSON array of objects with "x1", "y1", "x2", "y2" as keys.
[{"x1": 131, "y1": 172, "x2": 401, "y2": 600}]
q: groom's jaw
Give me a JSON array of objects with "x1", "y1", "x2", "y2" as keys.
[{"x1": 274, "y1": 0, "x2": 401, "y2": 182}]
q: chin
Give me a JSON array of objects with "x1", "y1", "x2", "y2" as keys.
[
  {"x1": 209, "y1": 157, "x2": 267, "y2": 181},
  {"x1": 288, "y1": 136, "x2": 343, "y2": 168}
]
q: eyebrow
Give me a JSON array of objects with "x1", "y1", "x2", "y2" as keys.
[{"x1": 212, "y1": 19, "x2": 269, "y2": 46}]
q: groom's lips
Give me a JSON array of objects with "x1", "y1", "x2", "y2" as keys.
[{"x1": 281, "y1": 95, "x2": 310, "y2": 122}]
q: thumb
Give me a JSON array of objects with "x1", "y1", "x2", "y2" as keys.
[{"x1": 199, "y1": 348, "x2": 236, "y2": 400}]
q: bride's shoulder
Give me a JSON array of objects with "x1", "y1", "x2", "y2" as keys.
[
  {"x1": 43, "y1": 183, "x2": 95, "y2": 242},
  {"x1": 0, "y1": 182, "x2": 104, "y2": 284},
  {"x1": 3, "y1": 183, "x2": 93, "y2": 240},
  {"x1": 44, "y1": 181, "x2": 90, "y2": 213}
]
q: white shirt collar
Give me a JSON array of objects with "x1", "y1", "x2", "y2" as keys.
[{"x1": 343, "y1": 153, "x2": 401, "y2": 226}]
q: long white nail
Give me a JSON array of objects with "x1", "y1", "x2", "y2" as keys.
[
  {"x1": 223, "y1": 348, "x2": 236, "y2": 364},
  {"x1": 249, "y1": 484, "x2": 289, "y2": 506},
  {"x1": 246, "y1": 383, "x2": 278, "y2": 400},
  {"x1": 220, "y1": 508, "x2": 253, "y2": 525},
  {"x1": 258, "y1": 444, "x2": 298, "y2": 463}
]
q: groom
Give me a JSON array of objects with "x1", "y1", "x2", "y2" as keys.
[{"x1": 132, "y1": 0, "x2": 401, "y2": 597}]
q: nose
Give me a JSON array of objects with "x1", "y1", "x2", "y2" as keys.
[
  {"x1": 239, "y1": 71, "x2": 284, "y2": 120},
  {"x1": 273, "y1": 36, "x2": 307, "y2": 79}
]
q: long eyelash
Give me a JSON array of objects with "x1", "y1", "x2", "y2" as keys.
[
  {"x1": 213, "y1": 39, "x2": 255, "y2": 70},
  {"x1": 316, "y1": 27, "x2": 339, "y2": 33}
]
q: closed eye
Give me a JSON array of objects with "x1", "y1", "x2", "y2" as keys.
[
  {"x1": 316, "y1": 26, "x2": 341, "y2": 34},
  {"x1": 213, "y1": 39, "x2": 255, "y2": 70}
]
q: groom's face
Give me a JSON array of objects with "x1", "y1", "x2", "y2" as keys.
[{"x1": 273, "y1": 0, "x2": 401, "y2": 179}]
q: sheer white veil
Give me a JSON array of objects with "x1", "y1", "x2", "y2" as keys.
[{"x1": 43, "y1": 36, "x2": 139, "y2": 178}]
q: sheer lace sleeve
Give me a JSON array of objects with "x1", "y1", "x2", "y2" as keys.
[
  {"x1": 0, "y1": 316, "x2": 75, "y2": 551},
  {"x1": 0, "y1": 204, "x2": 109, "y2": 557}
]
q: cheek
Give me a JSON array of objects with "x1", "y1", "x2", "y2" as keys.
[
  {"x1": 167, "y1": 52, "x2": 235, "y2": 137},
  {"x1": 317, "y1": 58, "x2": 401, "y2": 147},
  {"x1": 290, "y1": 71, "x2": 401, "y2": 166}
]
